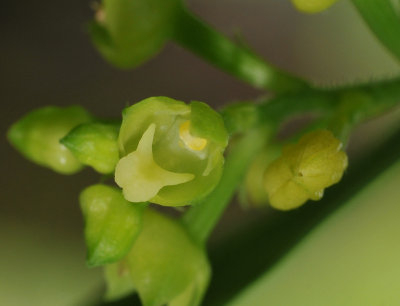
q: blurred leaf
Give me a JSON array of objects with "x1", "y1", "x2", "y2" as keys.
[{"x1": 352, "y1": 0, "x2": 400, "y2": 62}]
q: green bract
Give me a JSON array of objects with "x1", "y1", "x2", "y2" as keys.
[
  {"x1": 7, "y1": 106, "x2": 92, "y2": 174},
  {"x1": 89, "y1": 0, "x2": 181, "y2": 68},
  {"x1": 115, "y1": 96, "x2": 228, "y2": 206},
  {"x1": 264, "y1": 130, "x2": 348, "y2": 210},
  {"x1": 105, "y1": 208, "x2": 211, "y2": 306},
  {"x1": 61, "y1": 122, "x2": 120, "y2": 174},
  {"x1": 80, "y1": 184, "x2": 145, "y2": 267}
]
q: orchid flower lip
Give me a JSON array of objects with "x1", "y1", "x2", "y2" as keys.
[{"x1": 115, "y1": 123, "x2": 195, "y2": 203}]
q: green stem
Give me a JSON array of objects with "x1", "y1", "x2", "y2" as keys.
[
  {"x1": 352, "y1": 0, "x2": 400, "y2": 62},
  {"x1": 259, "y1": 76, "x2": 400, "y2": 125},
  {"x1": 182, "y1": 128, "x2": 270, "y2": 245},
  {"x1": 258, "y1": 89, "x2": 336, "y2": 124},
  {"x1": 173, "y1": 9, "x2": 309, "y2": 93}
]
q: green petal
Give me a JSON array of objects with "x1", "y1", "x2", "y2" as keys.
[
  {"x1": 189, "y1": 101, "x2": 228, "y2": 147},
  {"x1": 119, "y1": 97, "x2": 190, "y2": 155}
]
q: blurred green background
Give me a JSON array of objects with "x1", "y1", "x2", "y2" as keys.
[{"x1": 1, "y1": 0, "x2": 400, "y2": 305}]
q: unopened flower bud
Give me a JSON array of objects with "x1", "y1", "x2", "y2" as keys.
[
  {"x1": 89, "y1": 0, "x2": 181, "y2": 68},
  {"x1": 291, "y1": 0, "x2": 338, "y2": 14},
  {"x1": 61, "y1": 121, "x2": 120, "y2": 174},
  {"x1": 264, "y1": 130, "x2": 348, "y2": 210},
  {"x1": 80, "y1": 184, "x2": 145, "y2": 267},
  {"x1": 105, "y1": 208, "x2": 210, "y2": 306},
  {"x1": 7, "y1": 106, "x2": 92, "y2": 174},
  {"x1": 115, "y1": 96, "x2": 228, "y2": 206}
]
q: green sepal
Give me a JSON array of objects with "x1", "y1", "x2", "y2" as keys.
[
  {"x1": 123, "y1": 209, "x2": 210, "y2": 306},
  {"x1": 189, "y1": 101, "x2": 228, "y2": 147},
  {"x1": 79, "y1": 184, "x2": 146, "y2": 267},
  {"x1": 7, "y1": 105, "x2": 92, "y2": 174},
  {"x1": 89, "y1": 0, "x2": 181, "y2": 69},
  {"x1": 104, "y1": 260, "x2": 136, "y2": 301},
  {"x1": 119, "y1": 96, "x2": 189, "y2": 155},
  {"x1": 61, "y1": 121, "x2": 120, "y2": 174}
]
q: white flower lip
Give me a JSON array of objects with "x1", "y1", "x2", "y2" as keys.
[{"x1": 115, "y1": 123, "x2": 195, "y2": 203}]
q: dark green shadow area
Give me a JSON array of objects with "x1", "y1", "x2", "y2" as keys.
[{"x1": 203, "y1": 126, "x2": 400, "y2": 306}]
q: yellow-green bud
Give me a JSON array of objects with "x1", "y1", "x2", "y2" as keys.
[
  {"x1": 79, "y1": 184, "x2": 145, "y2": 267},
  {"x1": 243, "y1": 146, "x2": 280, "y2": 207},
  {"x1": 89, "y1": 0, "x2": 181, "y2": 68},
  {"x1": 104, "y1": 208, "x2": 211, "y2": 306},
  {"x1": 7, "y1": 106, "x2": 92, "y2": 174},
  {"x1": 115, "y1": 96, "x2": 228, "y2": 206},
  {"x1": 61, "y1": 122, "x2": 120, "y2": 174},
  {"x1": 291, "y1": 0, "x2": 338, "y2": 14},
  {"x1": 264, "y1": 130, "x2": 348, "y2": 210}
]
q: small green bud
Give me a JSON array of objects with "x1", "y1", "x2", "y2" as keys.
[
  {"x1": 61, "y1": 122, "x2": 120, "y2": 174},
  {"x1": 79, "y1": 184, "x2": 146, "y2": 267},
  {"x1": 105, "y1": 209, "x2": 211, "y2": 306},
  {"x1": 89, "y1": 0, "x2": 181, "y2": 68},
  {"x1": 7, "y1": 106, "x2": 92, "y2": 174},
  {"x1": 264, "y1": 130, "x2": 348, "y2": 210},
  {"x1": 115, "y1": 96, "x2": 228, "y2": 206},
  {"x1": 291, "y1": 0, "x2": 338, "y2": 13},
  {"x1": 243, "y1": 146, "x2": 280, "y2": 207}
]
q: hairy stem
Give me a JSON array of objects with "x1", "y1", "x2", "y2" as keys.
[{"x1": 173, "y1": 8, "x2": 309, "y2": 93}]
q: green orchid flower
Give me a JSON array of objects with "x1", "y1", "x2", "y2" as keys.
[
  {"x1": 115, "y1": 96, "x2": 228, "y2": 206},
  {"x1": 264, "y1": 130, "x2": 348, "y2": 210}
]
